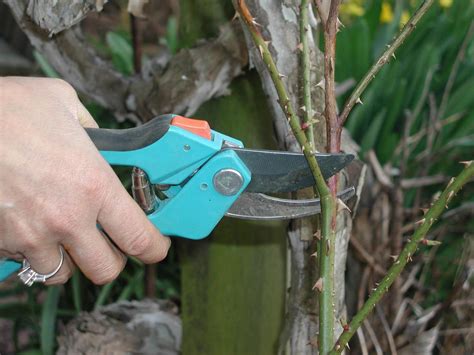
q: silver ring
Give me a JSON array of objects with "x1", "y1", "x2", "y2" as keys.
[{"x1": 18, "y1": 247, "x2": 64, "y2": 286}]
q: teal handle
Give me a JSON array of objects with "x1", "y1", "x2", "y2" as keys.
[{"x1": 0, "y1": 259, "x2": 22, "y2": 282}]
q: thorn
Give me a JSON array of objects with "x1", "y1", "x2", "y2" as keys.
[
  {"x1": 415, "y1": 218, "x2": 425, "y2": 225},
  {"x1": 337, "y1": 198, "x2": 351, "y2": 213},
  {"x1": 296, "y1": 42, "x2": 304, "y2": 52},
  {"x1": 315, "y1": 79, "x2": 325, "y2": 89},
  {"x1": 253, "y1": 19, "x2": 262, "y2": 27},
  {"x1": 389, "y1": 255, "x2": 398, "y2": 260},
  {"x1": 423, "y1": 239, "x2": 442, "y2": 246},
  {"x1": 336, "y1": 18, "x2": 344, "y2": 32},
  {"x1": 420, "y1": 208, "x2": 429, "y2": 215},
  {"x1": 392, "y1": 53, "x2": 396, "y2": 60},
  {"x1": 313, "y1": 277, "x2": 323, "y2": 292},
  {"x1": 231, "y1": 12, "x2": 240, "y2": 21},
  {"x1": 311, "y1": 251, "x2": 317, "y2": 258},
  {"x1": 447, "y1": 177, "x2": 455, "y2": 187},
  {"x1": 460, "y1": 160, "x2": 473, "y2": 166},
  {"x1": 326, "y1": 239, "x2": 331, "y2": 253},
  {"x1": 278, "y1": 73, "x2": 286, "y2": 79},
  {"x1": 300, "y1": 105, "x2": 307, "y2": 112},
  {"x1": 264, "y1": 40, "x2": 271, "y2": 47},
  {"x1": 356, "y1": 97, "x2": 363, "y2": 105},
  {"x1": 446, "y1": 190, "x2": 455, "y2": 204},
  {"x1": 314, "y1": 230, "x2": 321, "y2": 240},
  {"x1": 257, "y1": 45, "x2": 264, "y2": 58}
]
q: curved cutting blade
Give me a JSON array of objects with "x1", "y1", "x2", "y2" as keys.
[
  {"x1": 230, "y1": 148, "x2": 354, "y2": 193},
  {"x1": 226, "y1": 187, "x2": 355, "y2": 220}
]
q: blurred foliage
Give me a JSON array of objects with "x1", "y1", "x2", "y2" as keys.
[
  {"x1": 336, "y1": 0, "x2": 474, "y2": 314},
  {"x1": 159, "y1": 16, "x2": 180, "y2": 54},
  {"x1": 105, "y1": 31, "x2": 134, "y2": 75},
  {"x1": 337, "y1": 0, "x2": 473, "y2": 167}
]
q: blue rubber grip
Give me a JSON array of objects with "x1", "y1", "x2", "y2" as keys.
[{"x1": 0, "y1": 259, "x2": 22, "y2": 282}]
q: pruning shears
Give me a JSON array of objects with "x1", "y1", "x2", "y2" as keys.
[{"x1": 0, "y1": 114, "x2": 355, "y2": 281}]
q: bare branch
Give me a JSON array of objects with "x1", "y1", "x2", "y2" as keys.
[{"x1": 5, "y1": 0, "x2": 248, "y2": 122}]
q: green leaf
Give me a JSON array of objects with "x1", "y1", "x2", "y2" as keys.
[
  {"x1": 33, "y1": 51, "x2": 59, "y2": 78},
  {"x1": 94, "y1": 280, "x2": 115, "y2": 310},
  {"x1": 105, "y1": 32, "x2": 133, "y2": 75},
  {"x1": 444, "y1": 77, "x2": 474, "y2": 117},
  {"x1": 71, "y1": 271, "x2": 82, "y2": 314},
  {"x1": 118, "y1": 269, "x2": 144, "y2": 301},
  {"x1": 40, "y1": 286, "x2": 61, "y2": 355},
  {"x1": 166, "y1": 16, "x2": 179, "y2": 54},
  {"x1": 364, "y1": 0, "x2": 383, "y2": 38},
  {"x1": 17, "y1": 349, "x2": 43, "y2": 355},
  {"x1": 360, "y1": 108, "x2": 387, "y2": 153}
]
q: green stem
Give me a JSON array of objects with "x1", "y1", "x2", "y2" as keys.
[
  {"x1": 330, "y1": 161, "x2": 474, "y2": 354},
  {"x1": 315, "y1": 0, "x2": 342, "y2": 352},
  {"x1": 339, "y1": 0, "x2": 435, "y2": 125},
  {"x1": 318, "y1": 195, "x2": 337, "y2": 354},
  {"x1": 300, "y1": 0, "x2": 315, "y2": 147}
]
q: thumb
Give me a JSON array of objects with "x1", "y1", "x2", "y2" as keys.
[{"x1": 76, "y1": 101, "x2": 99, "y2": 128}]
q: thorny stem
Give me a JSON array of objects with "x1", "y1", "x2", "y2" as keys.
[
  {"x1": 330, "y1": 161, "x2": 474, "y2": 354},
  {"x1": 300, "y1": 0, "x2": 315, "y2": 147},
  {"x1": 322, "y1": 0, "x2": 342, "y2": 155},
  {"x1": 338, "y1": 0, "x2": 435, "y2": 126},
  {"x1": 233, "y1": 4, "x2": 336, "y2": 352},
  {"x1": 314, "y1": 0, "x2": 341, "y2": 352}
]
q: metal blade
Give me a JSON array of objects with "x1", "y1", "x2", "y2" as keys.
[
  {"x1": 230, "y1": 148, "x2": 354, "y2": 193},
  {"x1": 226, "y1": 187, "x2": 355, "y2": 220}
]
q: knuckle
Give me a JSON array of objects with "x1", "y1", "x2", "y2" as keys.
[
  {"x1": 44, "y1": 207, "x2": 79, "y2": 236},
  {"x1": 50, "y1": 78, "x2": 75, "y2": 95},
  {"x1": 125, "y1": 229, "x2": 153, "y2": 257},
  {"x1": 17, "y1": 233, "x2": 41, "y2": 252},
  {"x1": 91, "y1": 258, "x2": 124, "y2": 285},
  {"x1": 154, "y1": 239, "x2": 171, "y2": 262},
  {"x1": 81, "y1": 169, "x2": 109, "y2": 200}
]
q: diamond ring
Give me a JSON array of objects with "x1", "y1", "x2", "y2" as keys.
[{"x1": 18, "y1": 247, "x2": 64, "y2": 286}]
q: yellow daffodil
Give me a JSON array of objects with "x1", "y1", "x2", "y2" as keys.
[
  {"x1": 340, "y1": 2, "x2": 365, "y2": 17},
  {"x1": 400, "y1": 10, "x2": 410, "y2": 27},
  {"x1": 380, "y1": 2, "x2": 394, "y2": 24},
  {"x1": 439, "y1": 0, "x2": 453, "y2": 8}
]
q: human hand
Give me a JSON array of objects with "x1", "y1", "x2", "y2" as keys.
[{"x1": 0, "y1": 77, "x2": 170, "y2": 285}]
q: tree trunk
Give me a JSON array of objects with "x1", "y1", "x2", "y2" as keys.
[{"x1": 176, "y1": 3, "x2": 287, "y2": 354}]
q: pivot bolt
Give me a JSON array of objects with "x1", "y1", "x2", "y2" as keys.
[{"x1": 213, "y1": 169, "x2": 243, "y2": 196}]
